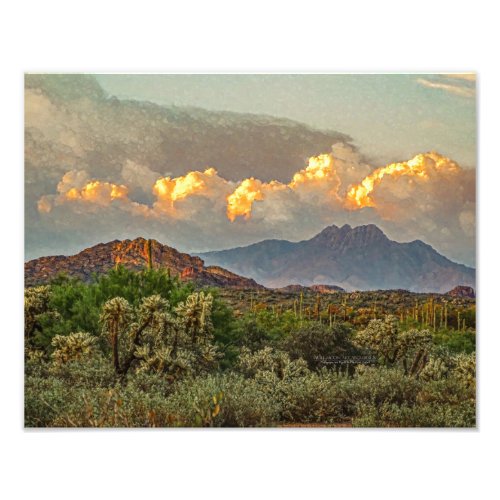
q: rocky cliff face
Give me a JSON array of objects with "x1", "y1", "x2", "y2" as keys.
[{"x1": 24, "y1": 238, "x2": 263, "y2": 290}]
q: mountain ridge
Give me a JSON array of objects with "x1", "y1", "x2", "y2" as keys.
[
  {"x1": 24, "y1": 225, "x2": 476, "y2": 294},
  {"x1": 199, "y1": 223, "x2": 475, "y2": 293},
  {"x1": 24, "y1": 237, "x2": 263, "y2": 290}
]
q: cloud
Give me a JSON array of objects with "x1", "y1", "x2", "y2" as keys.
[
  {"x1": 36, "y1": 147, "x2": 476, "y2": 266},
  {"x1": 344, "y1": 152, "x2": 460, "y2": 209},
  {"x1": 446, "y1": 73, "x2": 476, "y2": 82},
  {"x1": 459, "y1": 207, "x2": 476, "y2": 237},
  {"x1": 417, "y1": 77, "x2": 475, "y2": 98},
  {"x1": 121, "y1": 160, "x2": 161, "y2": 193},
  {"x1": 24, "y1": 74, "x2": 352, "y2": 189},
  {"x1": 226, "y1": 153, "x2": 342, "y2": 221},
  {"x1": 25, "y1": 75, "x2": 475, "y2": 267},
  {"x1": 153, "y1": 167, "x2": 234, "y2": 220},
  {"x1": 38, "y1": 169, "x2": 132, "y2": 213}
]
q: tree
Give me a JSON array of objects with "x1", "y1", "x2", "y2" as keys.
[{"x1": 36, "y1": 267, "x2": 194, "y2": 347}]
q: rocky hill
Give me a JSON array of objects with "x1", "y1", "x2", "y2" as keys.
[
  {"x1": 446, "y1": 285, "x2": 476, "y2": 298},
  {"x1": 24, "y1": 238, "x2": 263, "y2": 290},
  {"x1": 199, "y1": 224, "x2": 476, "y2": 293}
]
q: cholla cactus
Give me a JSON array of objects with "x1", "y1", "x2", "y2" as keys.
[
  {"x1": 100, "y1": 295, "x2": 168, "y2": 374},
  {"x1": 25, "y1": 349, "x2": 45, "y2": 363},
  {"x1": 238, "y1": 346, "x2": 309, "y2": 381},
  {"x1": 355, "y1": 315, "x2": 432, "y2": 373},
  {"x1": 134, "y1": 345, "x2": 175, "y2": 374},
  {"x1": 100, "y1": 297, "x2": 132, "y2": 372},
  {"x1": 99, "y1": 291, "x2": 218, "y2": 378},
  {"x1": 452, "y1": 353, "x2": 476, "y2": 388},
  {"x1": 175, "y1": 291, "x2": 214, "y2": 344},
  {"x1": 419, "y1": 356, "x2": 449, "y2": 381},
  {"x1": 51, "y1": 332, "x2": 97, "y2": 364},
  {"x1": 133, "y1": 295, "x2": 170, "y2": 347},
  {"x1": 24, "y1": 285, "x2": 51, "y2": 342}
]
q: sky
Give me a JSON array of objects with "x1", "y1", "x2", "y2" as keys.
[
  {"x1": 96, "y1": 73, "x2": 477, "y2": 168},
  {"x1": 25, "y1": 73, "x2": 476, "y2": 267}
]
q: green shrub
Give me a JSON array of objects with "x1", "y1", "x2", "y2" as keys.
[
  {"x1": 353, "y1": 401, "x2": 475, "y2": 428},
  {"x1": 24, "y1": 277, "x2": 476, "y2": 428},
  {"x1": 281, "y1": 321, "x2": 356, "y2": 371},
  {"x1": 350, "y1": 366, "x2": 475, "y2": 428},
  {"x1": 164, "y1": 373, "x2": 280, "y2": 427},
  {"x1": 277, "y1": 371, "x2": 352, "y2": 424}
]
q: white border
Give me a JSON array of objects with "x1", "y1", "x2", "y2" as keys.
[{"x1": 2, "y1": 1, "x2": 499, "y2": 499}]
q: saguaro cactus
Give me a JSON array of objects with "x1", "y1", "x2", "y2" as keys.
[
  {"x1": 145, "y1": 239, "x2": 154, "y2": 270},
  {"x1": 314, "y1": 294, "x2": 321, "y2": 321}
]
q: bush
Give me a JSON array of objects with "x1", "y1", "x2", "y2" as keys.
[
  {"x1": 281, "y1": 322, "x2": 356, "y2": 371},
  {"x1": 33, "y1": 267, "x2": 194, "y2": 349},
  {"x1": 164, "y1": 373, "x2": 280, "y2": 427},
  {"x1": 353, "y1": 401, "x2": 475, "y2": 428},
  {"x1": 237, "y1": 346, "x2": 309, "y2": 380},
  {"x1": 24, "y1": 276, "x2": 476, "y2": 429},
  {"x1": 350, "y1": 366, "x2": 475, "y2": 428},
  {"x1": 277, "y1": 371, "x2": 352, "y2": 424}
]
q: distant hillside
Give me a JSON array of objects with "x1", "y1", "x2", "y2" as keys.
[
  {"x1": 199, "y1": 224, "x2": 476, "y2": 293},
  {"x1": 25, "y1": 238, "x2": 263, "y2": 290},
  {"x1": 277, "y1": 284, "x2": 345, "y2": 294}
]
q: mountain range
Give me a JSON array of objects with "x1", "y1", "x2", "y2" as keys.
[
  {"x1": 24, "y1": 238, "x2": 263, "y2": 290},
  {"x1": 25, "y1": 224, "x2": 475, "y2": 293},
  {"x1": 199, "y1": 224, "x2": 475, "y2": 293}
]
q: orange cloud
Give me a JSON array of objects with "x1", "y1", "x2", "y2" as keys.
[
  {"x1": 289, "y1": 153, "x2": 336, "y2": 189},
  {"x1": 38, "y1": 169, "x2": 130, "y2": 213},
  {"x1": 226, "y1": 153, "x2": 340, "y2": 221},
  {"x1": 226, "y1": 178, "x2": 264, "y2": 222},
  {"x1": 36, "y1": 148, "x2": 475, "y2": 269},
  {"x1": 345, "y1": 152, "x2": 459, "y2": 209},
  {"x1": 77, "y1": 181, "x2": 128, "y2": 204},
  {"x1": 153, "y1": 168, "x2": 218, "y2": 208}
]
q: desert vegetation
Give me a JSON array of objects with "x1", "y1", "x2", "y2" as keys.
[{"x1": 25, "y1": 267, "x2": 475, "y2": 427}]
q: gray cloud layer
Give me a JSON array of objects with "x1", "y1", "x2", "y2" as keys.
[{"x1": 25, "y1": 75, "x2": 476, "y2": 267}]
